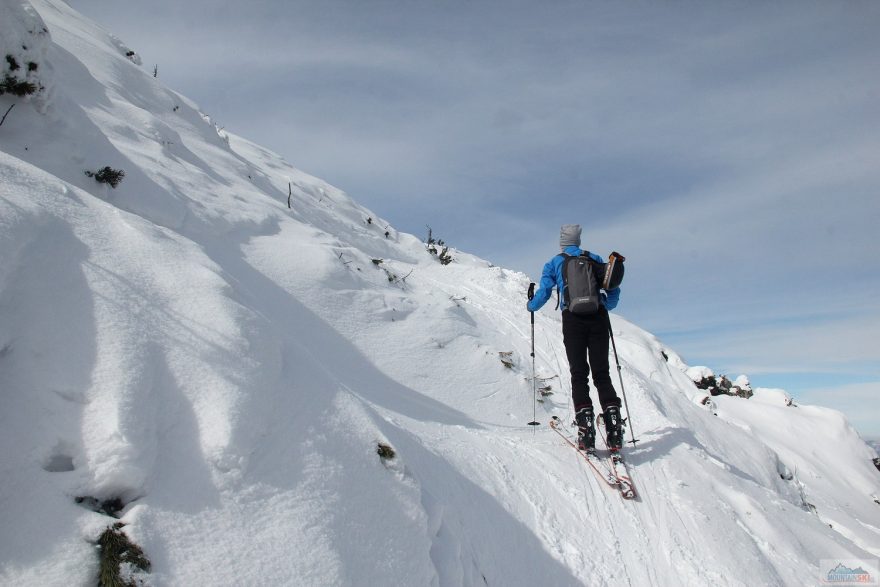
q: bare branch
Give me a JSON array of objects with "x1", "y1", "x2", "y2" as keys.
[{"x1": 0, "y1": 104, "x2": 14, "y2": 128}]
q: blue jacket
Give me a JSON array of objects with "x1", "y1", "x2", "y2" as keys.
[{"x1": 526, "y1": 246, "x2": 620, "y2": 312}]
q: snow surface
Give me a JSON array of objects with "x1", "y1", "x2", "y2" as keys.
[{"x1": 1, "y1": 1, "x2": 878, "y2": 585}]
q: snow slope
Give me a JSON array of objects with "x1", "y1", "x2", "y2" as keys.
[{"x1": 1, "y1": 1, "x2": 878, "y2": 585}]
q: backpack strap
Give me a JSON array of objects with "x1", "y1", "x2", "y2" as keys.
[{"x1": 554, "y1": 253, "x2": 566, "y2": 310}]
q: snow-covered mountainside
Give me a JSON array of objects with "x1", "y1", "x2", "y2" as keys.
[{"x1": 2, "y1": 1, "x2": 878, "y2": 585}]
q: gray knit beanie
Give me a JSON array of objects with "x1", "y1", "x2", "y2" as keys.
[{"x1": 559, "y1": 224, "x2": 582, "y2": 248}]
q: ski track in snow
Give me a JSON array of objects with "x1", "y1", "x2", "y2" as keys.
[{"x1": 1, "y1": 1, "x2": 879, "y2": 585}]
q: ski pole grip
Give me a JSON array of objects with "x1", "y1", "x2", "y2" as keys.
[{"x1": 528, "y1": 282, "x2": 535, "y2": 301}]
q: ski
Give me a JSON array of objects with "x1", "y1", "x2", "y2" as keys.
[
  {"x1": 610, "y1": 456, "x2": 637, "y2": 500},
  {"x1": 597, "y1": 414, "x2": 638, "y2": 500},
  {"x1": 549, "y1": 417, "x2": 619, "y2": 491}
]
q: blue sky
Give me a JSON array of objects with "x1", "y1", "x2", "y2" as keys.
[{"x1": 71, "y1": 0, "x2": 880, "y2": 437}]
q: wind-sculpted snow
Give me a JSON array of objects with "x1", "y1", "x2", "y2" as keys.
[{"x1": 1, "y1": 1, "x2": 878, "y2": 585}]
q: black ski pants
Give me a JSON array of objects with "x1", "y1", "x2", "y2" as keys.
[{"x1": 562, "y1": 309, "x2": 621, "y2": 413}]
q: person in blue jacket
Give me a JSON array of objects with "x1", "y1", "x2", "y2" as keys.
[{"x1": 527, "y1": 224, "x2": 623, "y2": 451}]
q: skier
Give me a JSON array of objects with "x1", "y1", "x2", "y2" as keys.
[{"x1": 527, "y1": 224, "x2": 624, "y2": 451}]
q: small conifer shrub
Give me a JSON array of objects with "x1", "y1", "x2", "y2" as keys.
[
  {"x1": 85, "y1": 167, "x2": 126, "y2": 188},
  {"x1": 97, "y1": 522, "x2": 151, "y2": 587},
  {"x1": 0, "y1": 75, "x2": 37, "y2": 96},
  {"x1": 425, "y1": 225, "x2": 454, "y2": 265},
  {"x1": 377, "y1": 442, "x2": 396, "y2": 460},
  {"x1": 1, "y1": 55, "x2": 40, "y2": 97}
]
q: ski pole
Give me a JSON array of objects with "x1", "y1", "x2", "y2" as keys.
[
  {"x1": 607, "y1": 313, "x2": 638, "y2": 445},
  {"x1": 527, "y1": 283, "x2": 539, "y2": 427}
]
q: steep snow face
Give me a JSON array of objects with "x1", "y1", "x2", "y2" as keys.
[{"x1": 1, "y1": 1, "x2": 878, "y2": 585}]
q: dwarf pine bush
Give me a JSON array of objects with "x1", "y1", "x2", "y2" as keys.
[
  {"x1": 377, "y1": 442, "x2": 396, "y2": 460},
  {"x1": 97, "y1": 523, "x2": 151, "y2": 587},
  {"x1": 1, "y1": 54, "x2": 39, "y2": 97},
  {"x1": 85, "y1": 166, "x2": 126, "y2": 188},
  {"x1": 425, "y1": 225, "x2": 454, "y2": 265},
  {"x1": 0, "y1": 75, "x2": 37, "y2": 96}
]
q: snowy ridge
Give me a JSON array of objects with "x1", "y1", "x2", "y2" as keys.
[{"x1": 1, "y1": 1, "x2": 878, "y2": 585}]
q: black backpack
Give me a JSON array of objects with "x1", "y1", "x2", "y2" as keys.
[{"x1": 558, "y1": 251, "x2": 625, "y2": 314}]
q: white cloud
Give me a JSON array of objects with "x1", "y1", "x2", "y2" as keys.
[
  {"x1": 798, "y1": 382, "x2": 880, "y2": 438},
  {"x1": 663, "y1": 311, "x2": 880, "y2": 375}
]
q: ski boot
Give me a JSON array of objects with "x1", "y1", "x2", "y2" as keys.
[
  {"x1": 574, "y1": 406, "x2": 596, "y2": 453},
  {"x1": 603, "y1": 406, "x2": 624, "y2": 451}
]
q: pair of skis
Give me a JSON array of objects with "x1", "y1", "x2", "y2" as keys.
[{"x1": 549, "y1": 416, "x2": 637, "y2": 500}]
